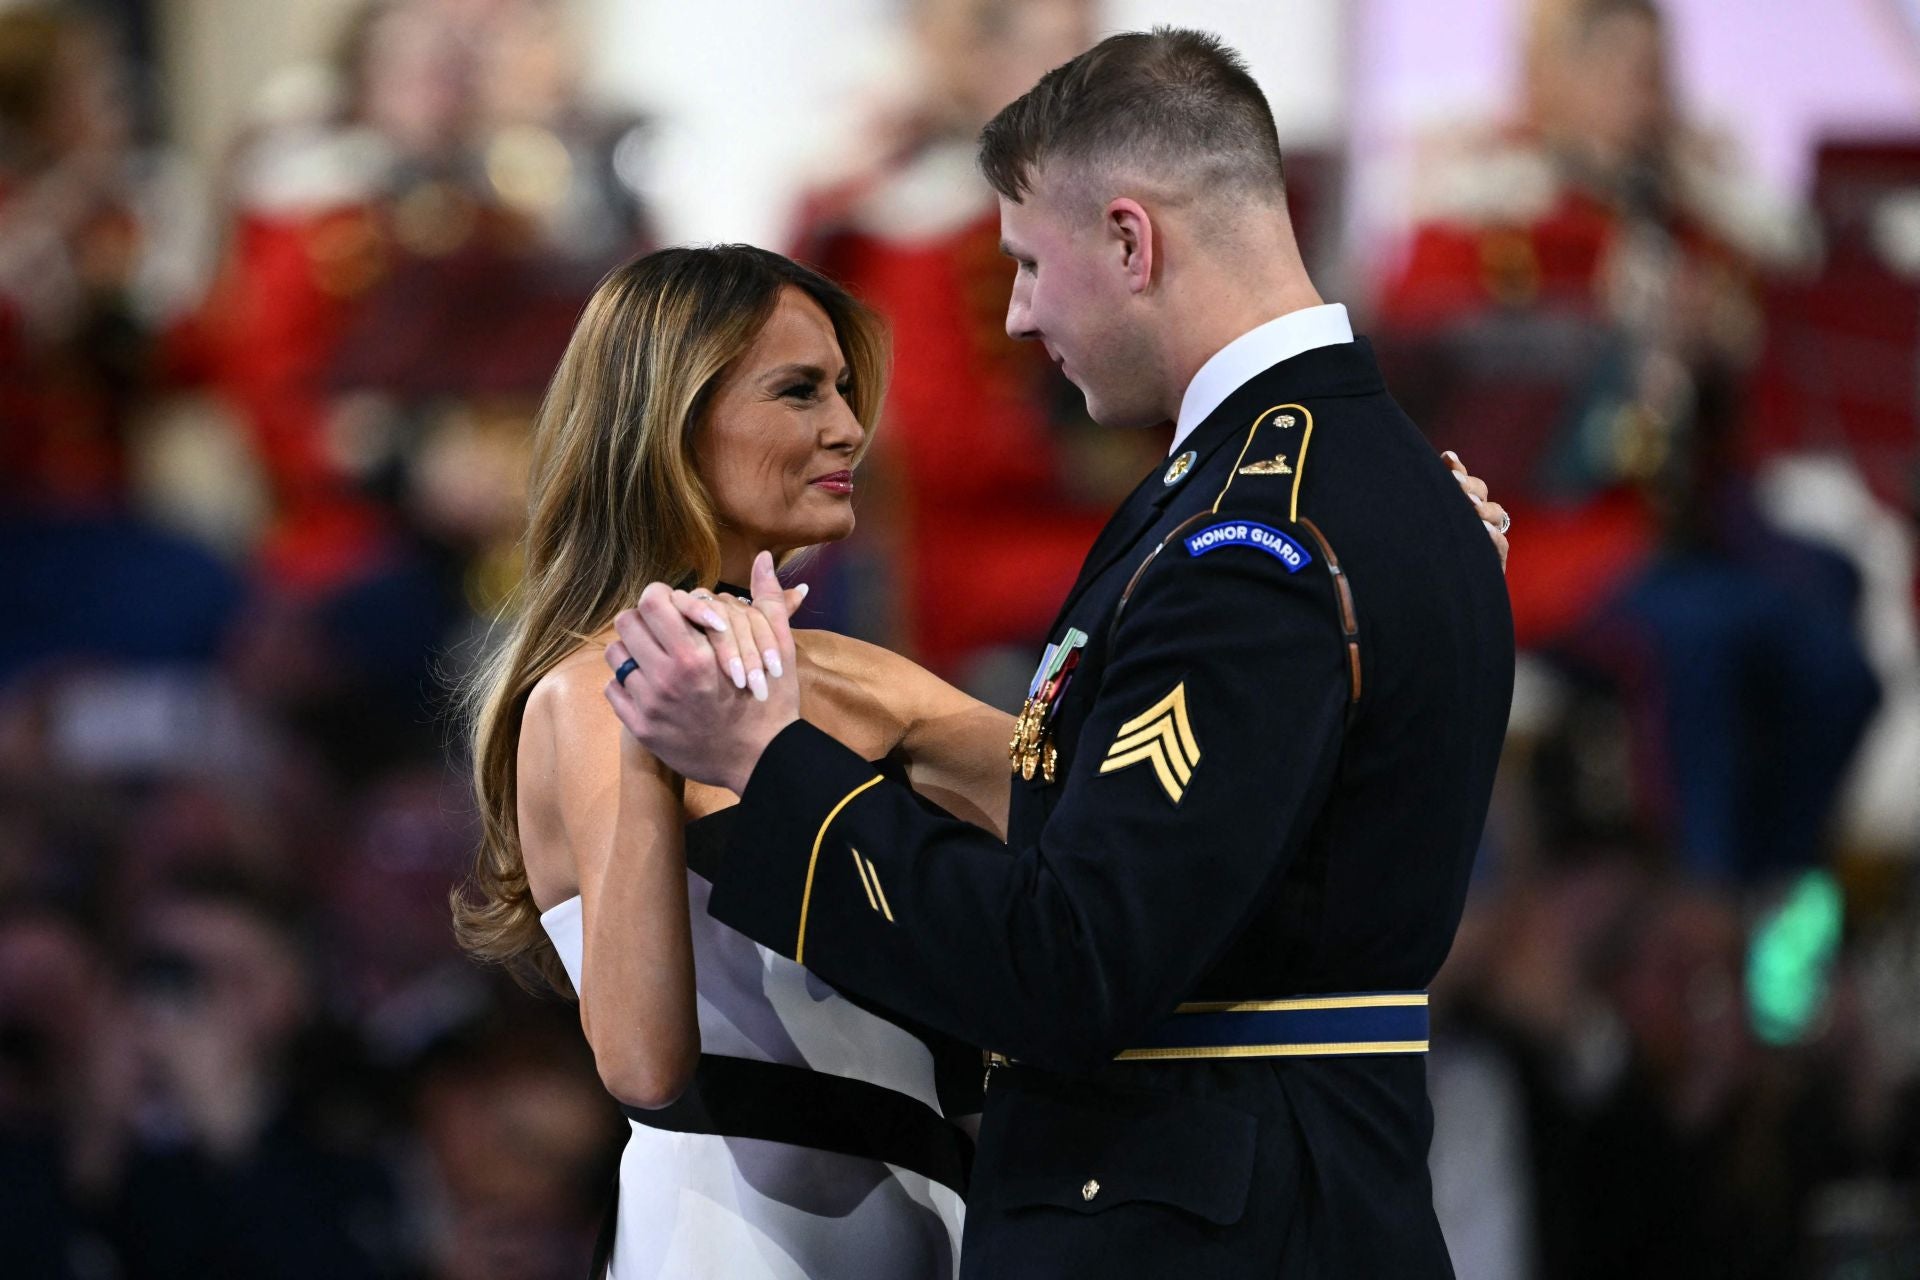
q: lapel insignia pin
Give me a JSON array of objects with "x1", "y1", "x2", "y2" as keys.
[
  {"x1": 1276, "y1": 412, "x2": 1296, "y2": 428},
  {"x1": 1099, "y1": 682, "x2": 1201, "y2": 804},
  {"x1": 1163, "y1": 450, "x2": 1196, "y2": 486},
  {"x1": 1238, "y1": 452, "x2": 1293, "y2": 476}
]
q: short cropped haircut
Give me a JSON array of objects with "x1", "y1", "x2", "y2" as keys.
[{"x1": 978, "y1": 27, "x2": 1285, "y2": 205}]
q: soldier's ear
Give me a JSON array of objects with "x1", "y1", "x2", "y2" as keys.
[{"x1": 1105, "y1": 198, "x2": 1154, "y2": 295}]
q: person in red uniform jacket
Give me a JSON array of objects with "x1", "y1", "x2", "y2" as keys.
[
  {"x1": 1375, "y1": 0, "x2": 1780, "y2": 649},
  {"x1": 175, "y1": 0, "x2": 653, "y2": 597},
  {"x1": 1377, "y1": 0, "x2": 1877, "y2": 884},
  {"x1": 167, "y1": 0, "x2": 475, "y2": 593},
  {"x1": 0, "y1": 5, "x2": 206, "y2": 514}
]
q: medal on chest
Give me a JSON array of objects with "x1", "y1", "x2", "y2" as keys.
[{"x1": 1010, "y1": 627, "x2": 1087, "y2": 783}]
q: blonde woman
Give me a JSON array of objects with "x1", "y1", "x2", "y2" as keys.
[
  {"x1": 454, "y1": 244, "x2": 1509, "y2": 1278},
  {"x1": 456, "y1": 245, "x2": 1006, "y2": 1279}
]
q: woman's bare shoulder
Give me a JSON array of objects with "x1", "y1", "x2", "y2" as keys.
[
  {"x1": 519, "y1": 638, "x2": 624, "y2": 806},
  {"x1": 524, "y1": 635, "x2": 617, "y2": 732},
  {"x1": 518, "y1": 635, "x2": 674, "y2": 907}
]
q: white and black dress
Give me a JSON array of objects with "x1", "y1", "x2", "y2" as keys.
[{"x1": 540, "y1": 753, "x2": 974, "y2": 1279}]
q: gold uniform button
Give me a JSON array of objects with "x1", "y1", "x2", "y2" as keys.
[{"x1": 1081, "y1": 1179, "x2": 1100, "y2": 1202}]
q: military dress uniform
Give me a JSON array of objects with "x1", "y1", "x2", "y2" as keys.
[{"x1": 707, "y1": 322, "x2": 1515, "y2": 1278}]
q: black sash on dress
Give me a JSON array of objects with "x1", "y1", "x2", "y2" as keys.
[{"x1": 622, "y1": 1053, "x2": 972, "y2": 1194}]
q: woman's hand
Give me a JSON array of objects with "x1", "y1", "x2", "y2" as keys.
[
  {"x1": 657, "y1": 579, "x2": 809, "y2": 702},
  {"x1": 604, "y1": 554, "x2": 802, "y2": 795},
  {"x1": 1443, "y1": 451, "x2": 1511, "y2": 572}
]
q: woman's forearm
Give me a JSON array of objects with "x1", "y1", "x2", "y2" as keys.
[
  {"x1": 905, "y1": 702, "x2": 1015, "y2": 840},
  {"x1": 579, "y1": 738, "x2": 700, "y2": 1109}
]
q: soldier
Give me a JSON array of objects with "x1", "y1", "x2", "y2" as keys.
[{"x1": 606, "y1": 28, "x2": 1514, "y2": 1279}]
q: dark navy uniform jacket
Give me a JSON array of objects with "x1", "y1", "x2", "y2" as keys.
[{"x1": 707, "y1": 338, "x2": 1515, "y2": 1278}]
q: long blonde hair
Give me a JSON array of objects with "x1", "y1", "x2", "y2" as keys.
[{"x1": 453, "y1": 245, "x2": 891, "y2": 993}]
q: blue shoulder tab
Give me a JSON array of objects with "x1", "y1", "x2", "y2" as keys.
[{"x1": 1182, "y1": 520, "x2": 1313, "y2": 573}]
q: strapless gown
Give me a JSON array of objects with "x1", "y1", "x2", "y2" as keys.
[{"x1": 539, "y1": 756, "x2": 973, "y2": 1279}]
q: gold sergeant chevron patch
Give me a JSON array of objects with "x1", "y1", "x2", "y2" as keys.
[{"x1": 1099, "y1": 682, "x2": 1201, "y2": 804}]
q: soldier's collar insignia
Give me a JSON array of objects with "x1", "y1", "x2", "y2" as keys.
[{"x1": 1163, "y1": 450, "x2": 1197, "y2": 486}]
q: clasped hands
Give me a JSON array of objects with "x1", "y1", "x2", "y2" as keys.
[{"x1": 603, "y1": 551, "x2": 806, "y2": 795}]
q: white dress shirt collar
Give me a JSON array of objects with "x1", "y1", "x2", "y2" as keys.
[{"x1": 1169, "y1": 303, "x2": 1354, "y2": 455}]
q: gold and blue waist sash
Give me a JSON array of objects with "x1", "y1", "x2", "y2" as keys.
[{"x1": 1115, "y1": 991, "x2": 1430, "y2": 1062}]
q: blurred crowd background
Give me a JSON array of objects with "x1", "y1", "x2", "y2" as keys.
[{"x1": 0, "y1": 0, "x2": 1915, "y2": 1276}]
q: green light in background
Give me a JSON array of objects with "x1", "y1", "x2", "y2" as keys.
[{"x1": 1747, "y1": 869, "x2": 1844, "y2": 1047}]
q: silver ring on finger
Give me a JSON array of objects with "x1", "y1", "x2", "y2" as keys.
[{"x1": 1496, "y1": 511, "x2": 1512, "y2": 535}]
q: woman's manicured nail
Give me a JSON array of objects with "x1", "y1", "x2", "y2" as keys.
[
  {"x1": 704, "y1": 611, "x2": 728, "y2": 632},
  {"x1": 729, "y1": 658, "x2": 746, "y2": 689},
  {"x1": 765, "y1": 649, "x2": 783, "y2": 678},
  {"x1": 748, "y1": 669, "x2": 768, "y2": 701}
]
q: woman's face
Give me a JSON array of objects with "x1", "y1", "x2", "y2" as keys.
[{"x1": 696, "y1": 287, "x2": 865, "y2": 573}]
